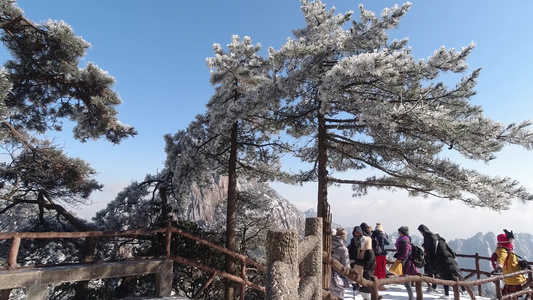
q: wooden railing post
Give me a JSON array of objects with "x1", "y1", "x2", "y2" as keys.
[
  {"x1": 8, "y1": 236, "x2": 21, "y2": 269},
  {"x1": 452, "y1": 278, "x2": 460, "y2": 300},
  {"x1": 474, "y1": 252, "x2": 482, "y2": 296},
  {"x1": 266, "y1": 229, "x2": 299, "y2": 299},
  {"x1": 415, "y1": 277, "x2": 423, "y2": 300},
  {"x1": 165, "y1": 222, "x2": 172, "y2": 258},
  {"x1": 527, "y1": 274, "x2": 533, "y2": 300},
  {"x1": 322, "y1": 204, "x2": 331, "y2": 290},
  {"x1": 495, "y1": 279, "x2": 502, "y2": 299},
  {"x1": 240, "y1": 257, "x2": 246, "y2": 300},
  {"x1": 370, "y1": 276, "x2": 379, "y2": 300}
]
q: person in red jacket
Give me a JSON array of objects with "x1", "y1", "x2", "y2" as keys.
[{"x1": 371, "y1": 222, "x2": 390, "y2": 286}]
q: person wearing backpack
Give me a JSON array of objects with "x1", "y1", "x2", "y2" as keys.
[
  {"x1": 394, "y1": 226, "x2": 418, "y2": 300},
  {"x1": 330, "y1": 228, "x2": 351, "y2": 300},
  {"x1": 418, "y1": 224, "x2": 439, "y2": 293},
  {"x1": 434, "y1": 233, "x2": 466, "y2": 300},
  {"x1": 491, "y1": 229, "x2": 526, "y2": 296},
  {"x1": 371, "y1": 222, "x2": 390, "y2": 286}
]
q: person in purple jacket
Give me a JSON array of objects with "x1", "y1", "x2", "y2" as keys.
[{"x1": 394, "y1": 226, "x2": 419, "y2": 300}]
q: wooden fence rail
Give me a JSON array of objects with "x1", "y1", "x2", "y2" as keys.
[
  {"x1": 329, "y1": 248, "x2": 533, "y2": 300},
  {"x1": 1, "y1": 219, "x2": 532, "y2": 300},
  {"x1": 0, "y1": 223, "x2": 266, "y2": 299}
]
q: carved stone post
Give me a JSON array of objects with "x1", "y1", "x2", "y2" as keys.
[
  {"x1": 302, "y1": 217, "x2": 322, "y2": 300},
  {"x1": 27, "y1": 284, "x2": 47, "y2": 300},
  {"x1": 266, "y1": 229, "x2": 299, "y2": 299},
  {"x1": 154, "y1": 259, "x2": 173, "y2": 297}
]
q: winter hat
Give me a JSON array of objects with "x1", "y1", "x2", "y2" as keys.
[
  {"x1": 497, "y1": 233, "x2": 508, "y2": 243},
  {"x1": 331, "y1": 228, "x2": 337, "y2": 236},
  {"x1": 375, "y1": 223, "x2": 384, "y2": 232},
  {"x1": 398, "y1": 226, "x2": 409, "y2": 236},
  {"x1": 417, "y1": 224, "x2": 430, "y2": 234},
  {"x1": 497, "y1": 233, "x2": 514, "y2": 250},
  {"x1": 336, "y1": 228, "x2": 347, "y2": 241},
  {"x1": 360, "y1": 222, "x2": 370, "y2": 235},
  {"x1": 353, "y1": 226, "x2": 363, "y2": 237}
]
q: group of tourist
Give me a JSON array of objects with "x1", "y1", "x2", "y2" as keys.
[
  {"x1": 330, "y1": 222, "x2": 390, "y2": 300},
  {"x1": 329, "y1": 223, "x2": 527, "y2": 300}
]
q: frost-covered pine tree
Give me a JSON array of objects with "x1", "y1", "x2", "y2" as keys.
[
  {"x1": 0, "y1": 3, "x2": 136, "y2": 298},
  {"x1": 0, "y1": 1, "x2": 136, "y2": 226},
  {"x1": 200, "y1": 35, "x2": 286, "y2": 299},
  {"x1": 268, "y1": 0, "x2": 533, "y2": 281}
]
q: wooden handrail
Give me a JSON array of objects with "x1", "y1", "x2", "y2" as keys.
[
  {"x1": 328, "y1": 248, "x2": 533, "y2": 300},
  {"x1": 171, "y1": 227, "x2": 265, "y2": 271},
  {"x1": 0, "y1": 224, "x2": 266, "y2": 300},
  {"x1": 1, "y1": 227, "x2": 531, "y2": 300},
  {"x1": 0, "y1": 228, "x2": 166, "y2": 240}
]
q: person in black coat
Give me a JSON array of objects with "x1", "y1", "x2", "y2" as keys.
[
  {"x1": 360, "y1": 222, "x2": 372, "y2": 237},
  {"x1": 418, "y1": 224, "x2": 439, "y2": 292},
  {"x1": 434, "y1": 233, "x2": 466, "y2": 299},
  {"x1": 348, "y1": 226, "x2": 364, "y2": 292},
  {"x1": 349, "y1": 226, "x2": 364, "y2": 261}
]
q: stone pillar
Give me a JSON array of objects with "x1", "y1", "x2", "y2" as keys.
[
  {"x1": 27, "y1": 285, "x2": 47, "y2": 300},
  {"x1": 266, "y1": 230, "x2": 299, "y2": 299},
  {"x1": 303, "y1": 218, "x2": 322, "y2": 300},
  {"x1": 154, "y1": 259, "x2": 173, "y2": 297}
]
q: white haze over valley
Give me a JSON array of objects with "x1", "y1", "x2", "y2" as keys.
[{"x1": 273, "y1": 179, "x2": 533, "y2": 240}]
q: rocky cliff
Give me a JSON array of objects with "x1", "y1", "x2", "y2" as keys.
[{"x1": 180, "y1": 174, "x2": 306, "y2": 233}]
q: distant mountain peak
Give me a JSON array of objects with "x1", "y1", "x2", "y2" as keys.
[{"x1": 303, "y1": 208, "x2": 317, "y2": 218}]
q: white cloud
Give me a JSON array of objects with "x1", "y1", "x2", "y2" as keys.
[
  {"x1": 271, "y1": 182, "x2": 533, "y2": 239},
  {"x1": 73, "y1": 180, "x2": 131, "y2": 221}
]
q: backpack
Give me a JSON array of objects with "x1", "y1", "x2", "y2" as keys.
[
  {"x1": 491, "y1": 249, "x2": 531, "y2": 270},
  {"x1": 332, "y1": 269, "x2": 349, "y2": 289},
  {"x1": 490, "y1": 251, "x2": 498, "y2": 269},
  {"x1": 410, "y1": 245, "x2": 425, "y2": 268},
  {"x1": 372, "y1": 235, "x2": 383, "y2": 255}
]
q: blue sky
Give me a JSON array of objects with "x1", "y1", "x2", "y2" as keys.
[{"x1": 8, "y1": 0, "x2": 533, "y2": 239}]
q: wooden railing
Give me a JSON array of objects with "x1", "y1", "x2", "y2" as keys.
[
  {"x1": 167, "y1": 225, "x2": 265, "y2": 298},
  {"x1": 0, "y1": 222, "x2": 266, "y2": 299},
  {"x1": 1, "y1": 220, "x2": 532, "y2": 300}
]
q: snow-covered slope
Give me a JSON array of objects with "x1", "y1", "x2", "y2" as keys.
[{"x1": 342, "y1": 283, "x2": 492, "y2": 300}]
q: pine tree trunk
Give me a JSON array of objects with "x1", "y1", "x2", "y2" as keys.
[
  {"x1": 0, "y1": 290, "x2": 11, "y2": 300},
  {"x1": 160, "y1": 186, "x2": 170, "y2": 223},
  {"x1": 317, "y1": 110, "x2": 331, "y2": 290},
  {"x1": 35, "y1": 191, "x2": 97, "y2": 300},
  {"x1": 225, "y1": 122, "x2": 239, "y2": 300},
  {"x1": 74, "y1": 236, "x2": 97, "y2": 300}
]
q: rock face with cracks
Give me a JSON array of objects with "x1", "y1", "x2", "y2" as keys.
[{"x1": 182, "y1": 175, "x2": 305, "y2": 232}]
